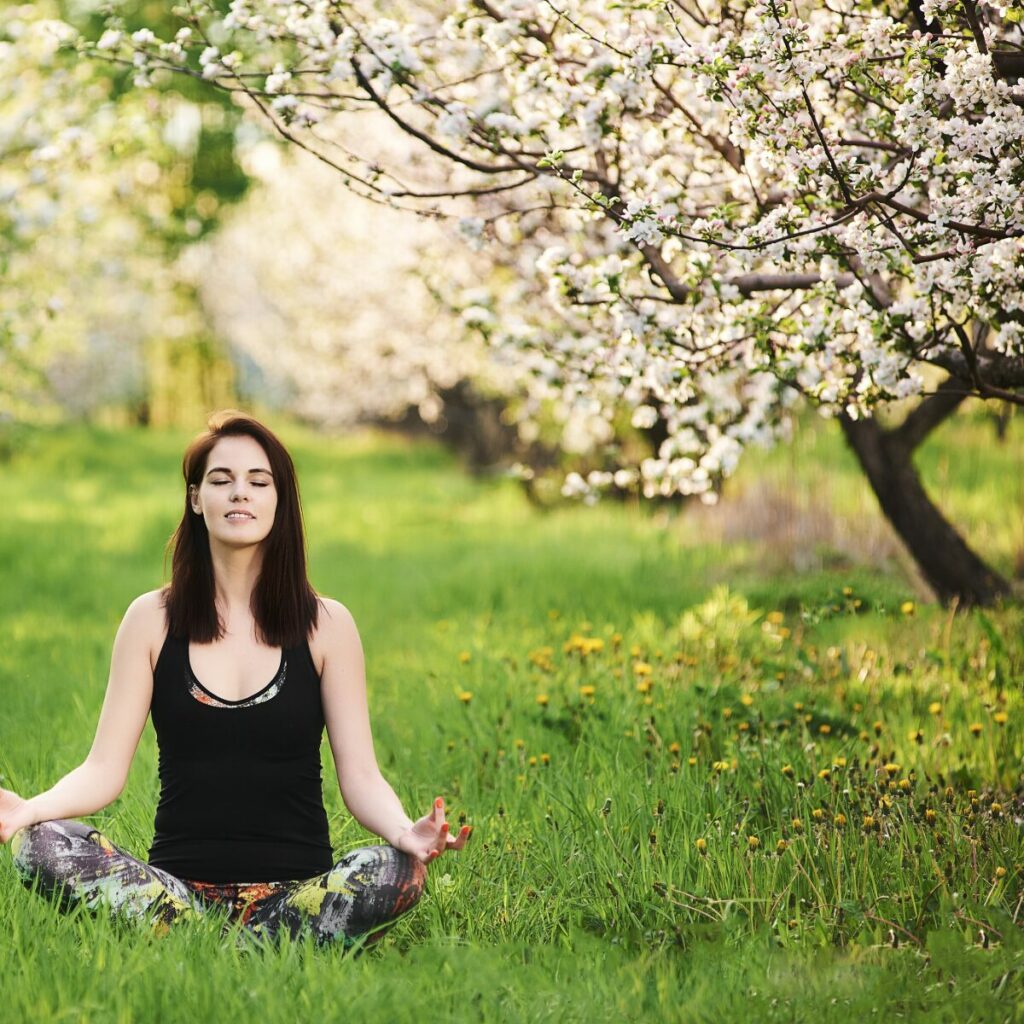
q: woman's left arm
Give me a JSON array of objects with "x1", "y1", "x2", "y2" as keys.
[{"x1": 318, "y1": 599, "x2": 471, "y2": 863}]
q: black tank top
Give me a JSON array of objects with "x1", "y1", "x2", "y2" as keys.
[{"x1": 147, "y1": 631, "x2": 334, "y2": 883}]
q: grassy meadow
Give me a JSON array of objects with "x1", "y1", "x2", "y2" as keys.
[{"x1": 0, "y1": 409, "x2": 1022, "y2": 1022}]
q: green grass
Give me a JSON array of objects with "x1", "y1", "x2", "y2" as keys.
[{"x1": 1, "y1": 413, "x2": 1022, "y2": 1023}]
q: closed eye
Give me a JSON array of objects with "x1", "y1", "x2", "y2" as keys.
[{"x1": 212, "y1": 481, "x2": 269, "y2": 487}]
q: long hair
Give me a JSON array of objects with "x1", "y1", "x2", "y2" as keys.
[{"x1": 161, "y1": 410, "x2": 321, "y2": 647}]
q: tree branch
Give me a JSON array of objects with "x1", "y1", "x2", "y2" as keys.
[{"x1": 891, "y1": 373, "x2": 970, "y2": 452}]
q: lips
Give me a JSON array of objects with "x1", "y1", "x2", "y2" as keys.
[{"x1": 225, "y1": 511, "x2": 255, "y2": 520}]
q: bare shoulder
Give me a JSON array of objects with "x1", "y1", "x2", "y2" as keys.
[
  {"x1": 123, "y1": 588, "x2": 169, "y2": 672},
  {"x1": 309, "y1": 596, "x2": 361, "y2": 675}
]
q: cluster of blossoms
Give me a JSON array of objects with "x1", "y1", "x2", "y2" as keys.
[
  {"x1": 1, "y1": 4, "x2": 219, "y2": 423},
  {"x1": 77, "y1": 0, "x2": 1024, "y2": 501},
  {"x1": 183, "y1": 139, "x2": 515, "y2": 428}
]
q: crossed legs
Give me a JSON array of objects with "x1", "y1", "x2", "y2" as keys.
[{"x1": 10, "y1": 819, "x2": 426, "y2": 946}]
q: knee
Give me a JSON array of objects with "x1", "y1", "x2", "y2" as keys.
[
  {"x1": 10, "y1": 819, "x2": 86, "y2": 880},
  {"x1": 327, "y1": 844, "x2": 426, "y2": 909},
  {"x1": 382, "y1": 846, "x2": 427, "y2": 902}
]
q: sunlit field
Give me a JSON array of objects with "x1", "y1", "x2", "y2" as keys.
[{"x1": 1, "y1": 413, "x2": 1022, "y2": 1023}]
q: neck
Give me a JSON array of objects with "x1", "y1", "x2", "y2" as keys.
[{"x1": 208, "y1": 541, "x2": 264, "y2": 625}]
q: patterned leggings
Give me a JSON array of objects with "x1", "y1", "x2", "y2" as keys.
[{"x1": 9, "y1": 819, "x2": 426, "y2": 948}]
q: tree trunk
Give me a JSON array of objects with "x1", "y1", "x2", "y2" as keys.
[{"x1": 838, "y1": 399, "x2": 1012, "y2": 608}]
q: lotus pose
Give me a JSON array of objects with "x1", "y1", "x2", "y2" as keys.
[{"x1": 0, "y1": 410, "x2": 470, "y2": 946}]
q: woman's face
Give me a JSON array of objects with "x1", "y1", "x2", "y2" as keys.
[{"x1": 190, "y1": 435, "x2": 278, "y2": 547}]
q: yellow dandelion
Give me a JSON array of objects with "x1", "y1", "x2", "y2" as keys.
[
  {"x1": 514, "y1": 738, "x2": 525, "y2": 749},
  {"x1": 995, "y1": 866, "x2": 1007, "y2": 879},
  {"x1": 712, "y1": 760, "x2": 730, "y2": 773},
  {"x1": 776, "y1": 839, "x2": 788, "y2": 853},
  {"x1": 630, "y1": 644, "x2": 642, "y2": 657},
  {"x1": 884, "y1": 763, "x2": 901, "y2": 777},
  {"x1": 740, "y1": 693, "x2": 754, "y2": 707},
  {"x1": 767, "y1": 610, "x2": 785, "y2": 625},
  {"x1": 695, "y1": 838, "x2": 708, "y2": 855},
  {"x1": 924, "y1": 809, "x2": 937, "y2": 824},
  {"x1": 834, "y1": 813, "x2": 847, "y2": 828},
  {"x1": 668, "y1": 741, "x2": 682, "y2": 755},
  {"x1": 611, "y1": 633, "x2": 622, "y2": 647},
  {"x1": 458, "y1": 691, "x2": 473, "y2": 703},
  {"x1": 722, "y1": 707, "x2": 733, "y2": 720},
  {"x1": 579, "y1": 685, "x2": 595, "y2": 698},
  {"x1": 791, "y1": 818, "x2": 804, "y2": 832},
  {"x1": 687, "y1": 756, "x2": 697, "y2": 766},
  {"x1": 928, "y1": 701, "x2": 942, "y2": 716},
  {"x1": 900, "y1": 601, "x2": 915, "y2": 615},
  {"x1": 536, "y1": 694, "x2": 549, "y2": 707},
  {"x1": 833, "y1": 757, "x2": 847, "y2": 768},
  {"x1": 898, "y1": 778, "x2": 912, "y2": 792},
  {"x1": 528, "y1": 756, "x2": 537, "y2": 767},
  {"x1": 811, "y1": 808, "x2": 824, "y2": 822},
  {"x1": 969, "y1": 722, "x2": 982, "y2": 736},
  {"x1": 781, "y1": 764, "x2": 795, "y2": 778},
  {"x1": 862, "y1": 815, "x2": 876, "y2": 830},
  {"x1": 818, "y1": 768, "x2": 831, "y2": 780},
  {"x1": 540, "y1": 753, "x2": 550, "y2": 765},
  {"x1": 908, "y1": 728, "x2": 924, "y2": 744},
  {"x1": 842, "y1": 587, "x2": 853, "y2": 597},
  {"x1": 994, "y1": 711, "x2": 1008, "y2": 726},
  {"x1": 819, "y1": 723, "x2": 832, "y2": 735},
  {"x1": 459, "y1": 651, "x2": 472, "y2": 664},
  {"x1": 747, "y1": 836, "x2": 760, "y2": 850},
  {"x1": 633, "y1": 661, "x2": 652, "y2": 676},
  {"x1": 635, "y1": 679, "x2": 651, "y2": 694}
]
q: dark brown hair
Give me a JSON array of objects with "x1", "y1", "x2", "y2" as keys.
[{"x1": 161, "y1": 409, "x2": 322, "y2": 647}]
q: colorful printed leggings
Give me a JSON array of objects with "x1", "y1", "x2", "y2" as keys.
[{"x1": 9, "y1": 819, "x2": 426, "y2": 947}]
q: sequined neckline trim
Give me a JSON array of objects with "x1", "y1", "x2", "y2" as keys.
[{"x1": 185, "y1": 644, "x2": 288, "y2": 709}]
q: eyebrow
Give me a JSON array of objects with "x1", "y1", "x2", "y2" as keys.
[{"x1": 205, "y1": 467, "x2": 274, "y2": 477}]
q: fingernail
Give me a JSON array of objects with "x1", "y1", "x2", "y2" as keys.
[{"x1": 442, "y1": 823, "x2": 449, "y2": 832}]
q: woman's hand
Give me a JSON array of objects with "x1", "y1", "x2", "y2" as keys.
[
  {"x1": 0, "y1": 785, "x2": 33, "y2": 845},
  {"x1": 392, "y1": 797, "x2": 472, "y2": 865}
]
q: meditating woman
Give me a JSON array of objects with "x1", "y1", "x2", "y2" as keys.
[{"x1": 0, "y1": 409, "x2": 471, "y2": 946}]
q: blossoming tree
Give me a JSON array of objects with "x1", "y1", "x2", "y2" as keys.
[{"x1": 84, "y1": 0, "x2": 1024, "y2": 606}]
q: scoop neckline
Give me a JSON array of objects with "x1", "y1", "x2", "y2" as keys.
[{"x1": 185, "y1": 640, "x2": 286, "y2": 706}]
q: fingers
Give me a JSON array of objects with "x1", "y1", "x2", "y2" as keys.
[
  {"x1": 447, "y1": 825, "x2": 472, "y2": 851},
  {"x1": 426, "y1": 825, "x2": 473, "y2": 862}
]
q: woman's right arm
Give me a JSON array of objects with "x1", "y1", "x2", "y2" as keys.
[{"x1": 0, "y1": 592, "x2": 158, "y2": 844}]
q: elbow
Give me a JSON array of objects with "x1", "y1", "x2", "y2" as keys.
[
  {"x1": 338, "y1": 766, "x2": 385, "y2": 804},
  {"x1": 83, "y1": 758, "x2": 128, "y2": 808}
]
